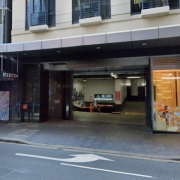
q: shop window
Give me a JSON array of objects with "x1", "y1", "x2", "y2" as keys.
[
  {"x1": 72, "y1": 0, "x2": 111, "y2": 24},
  {"x1": 26, "y1": 0, "x2": 56, "y2": 30},
  {"x1": 153, "y1": 70, "x2": 180, "y2": 132}
]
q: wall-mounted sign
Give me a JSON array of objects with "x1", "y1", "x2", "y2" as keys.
[
  {"x1": 94, "y1": 94, "x2": 113, "y2": 102},
  {"x1": 0, "y1": 71, "x2": 18, "y2": 81},
  {"x1": 54, "y1": 100, "x2": 60, "y2": 104},
  {"x1": 22, "y1": 104, "x2": 28, "y2": 110},
  {"x1": 3, "y1": 72, "x2": 18, "y2": 78},
  {"x1": 115, "y1": 91, "x2": 121, "y2": 101}
]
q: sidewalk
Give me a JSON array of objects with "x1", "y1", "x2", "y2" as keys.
[{"x1": 0, "y1": 120, "x2": 180, "y2": 160}]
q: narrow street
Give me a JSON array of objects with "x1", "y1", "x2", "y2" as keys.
[{"x1": 0, "y1": 142, "x2": 179, "y2": 180}]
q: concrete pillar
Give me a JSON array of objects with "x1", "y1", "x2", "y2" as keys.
[
  {"x1": 131, "y1": 79, "x2": 138, "y2": 96},
  {"x1": 115, "y1": 79, "x2": 121, "y2": 105}
]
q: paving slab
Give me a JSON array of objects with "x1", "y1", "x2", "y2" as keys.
[{"x1": 0, "y1": 120, "x2": 180, "y2": 159}]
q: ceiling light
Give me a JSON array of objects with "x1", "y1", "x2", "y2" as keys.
[
  {"x1": 142, "y1": 43, "x2": 147, "y2": 46},
  {"x1": 162, "y1": 77, "x2": 180, "y2": 80},
  {"x1": 111, "y1": 73, "x2": 118, "y2": 79},
  {"x1": 127, "y1": 77, "x2": 141, "y2": 79},
  {"x1": 96, "y1": 47, "x2": 101, "y2": 49},
  {"x1": 57, "y1": 51, "x2": 61, "y2": 53},
  {"x1": 83, "y1": 78, "x2": 86, "y2": 82}
]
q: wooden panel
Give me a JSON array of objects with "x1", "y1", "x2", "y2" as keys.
[
  {"x1": 153, "y1": 70, "x2": 177, "y2": 109},
  {"x1": 177, "y1": 71, "x2": 180, "y2": 107}
]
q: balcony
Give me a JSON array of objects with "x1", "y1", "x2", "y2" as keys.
[
  {"x1": 131, "y1": 0, "x2": 179, "y2": 17},
  {"x1": 30, "y1": 11, "x2": 49, "y2": 32},
  {"x1": 79, "y1": 1, "x2": 102, "y2": 26},
  {"x1": 141, "y1": 0, "x2": 170, "y2": 17}
]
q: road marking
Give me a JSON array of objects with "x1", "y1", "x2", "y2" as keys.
[
  {"x1": 124, "y1": 112, "x2": 145, "y2": 115},
  {"x1": 61, "y1": 163, "x2": 155, "y2": 179},
  {"x1": 15, "y1": 153, "x2": 113, "y2": 163}
]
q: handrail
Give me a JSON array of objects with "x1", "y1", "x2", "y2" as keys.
[
  {"x1": 80, "y1": 1, "x2": 101, "y2": 19},
  {"x1": 30, "y1": 11, "x2": 48, "y2": 26},
  {"x1": 141, "y1": 0, "x2": 169, "y2": 10}
]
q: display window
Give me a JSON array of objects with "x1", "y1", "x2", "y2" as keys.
[{"x1": 153, "y1": 70, "x2": 180, "y2": 132}]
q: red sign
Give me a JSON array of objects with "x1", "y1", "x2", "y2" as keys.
[
  {"x1": 22, "y1": 104, "x2": 28, "y2": 110},
  {"x1": 115, "y1": 91, "x2": 121, "y2": 101}
]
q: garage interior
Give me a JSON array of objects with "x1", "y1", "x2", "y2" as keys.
[{"x1": 73, "y1": 65, "x2": 147, "y2": 126}]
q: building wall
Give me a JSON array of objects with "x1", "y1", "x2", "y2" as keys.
[
  {"x1": 84, "y1": 79, "x2": 115, "y2": 102},
  {"x1": 12, "y1": 0, "x2": 180, "y2": 42},
  {"x1": 115, "y1": 79, "x2": 129, "y2": 105}
]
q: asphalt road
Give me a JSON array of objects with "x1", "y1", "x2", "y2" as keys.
[{"x1": 0, "y1": 142, "x2": 179, "y2": 180}]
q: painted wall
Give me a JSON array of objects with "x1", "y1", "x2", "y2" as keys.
[
  {"x1": 83, "y1": 79, "x2": 115, "y2": 102},
  {"x1": 131, "y1": 79, "x2": 146, "y2": 96},
  {"x1": 115, "y1": 79, "x2": 129, "y2": 105},
  {"x1": 12, "y1": 0, "x2": 180, "y2": 42},
  {"x1": 73, "y1": 78, "x2": 146, "y2": 105}
]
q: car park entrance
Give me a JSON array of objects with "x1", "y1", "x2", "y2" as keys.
[{"x1": 72, "y1": 61, "x2": 150, "y2": 126}]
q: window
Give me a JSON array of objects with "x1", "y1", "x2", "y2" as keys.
[
  {"x1": 169, "y1": 0, "x2": 180, "y2": 9},
  {"x1": 0, "y1": 9, "x2": 2, "y2": 24},
  {"x1": 26, "y1": 0, "x2": 55, "y2": 30},
  {"x1": 131, "y1": 0, "x2": 180, "y2": 15},
  {"x1": 131, "y1": 0, "x2": 141, "y2": 14},
  {"x1": 72, "y1": 0, "x2": 111, "y2": 24}
]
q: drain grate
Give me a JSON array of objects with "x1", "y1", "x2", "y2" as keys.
[{"x1": 10, "y1": 129, "x2": 39, "y2": 137}]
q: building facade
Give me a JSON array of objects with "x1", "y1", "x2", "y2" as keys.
[{"x1": 0, "y1": 0, "x2": 180, "y2": 132}]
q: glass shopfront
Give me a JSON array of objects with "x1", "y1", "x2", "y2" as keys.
[{"x1": 152, "y1": 69, "x2": 180, "y2": 132}]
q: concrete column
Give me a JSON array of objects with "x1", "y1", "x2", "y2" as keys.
[
  {"x1": 131, "y1": 79, "x2": 138, "y2": 96},
  {"x1": 115, "y1": 79, "x2": 121, "y2": 105}
]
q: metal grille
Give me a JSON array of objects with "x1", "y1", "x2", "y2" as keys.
[
  {"x1": 30, "y1": 11, "x2": 48, "y2": 26},
  {"x1": 141, "y1": 0, "x2": 168, "y2": 9},
  {"x1": 152, "y1": 56, "x2": 180, "y2": 70},
  {"x1": 153, "y1": 57, "x2": 180, "y2": 66},
  {"x1": 80, "y1": 1, "x2": 101, "y2": 19}
]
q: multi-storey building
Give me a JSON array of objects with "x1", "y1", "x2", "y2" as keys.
[{"x1": 0, "y1": 0, "x2": 180, "y2": 132}]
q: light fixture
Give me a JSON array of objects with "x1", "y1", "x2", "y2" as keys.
[
  {"x1": 169, "y1": 73, "x2": 172, "y2": 76},
  {"x1": 83, "y1": 78, "x2": 86, "y2": 82},
  {"x1": 96, "y1": 47, "x2": 101, "y2": 49},
  {"x1": 127, "y1": 77, "x2": 141, "y2": 79},
  {"x1": 57, "y1": 50, "x2": 61, "y2": 53},
  {"x1": 142, "y1": 43, "x2": 147, "y2": 46},
  {"x1": 111, "y1": 73, "x2": 118, "y2": 79},
  {"x1": 162, "y1": 77, "x2": 180, "y2": 80}
]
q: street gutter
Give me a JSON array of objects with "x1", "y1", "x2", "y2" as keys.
[{"x1": 1, "y1": 137, "x2": 180, "y2": 161}]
